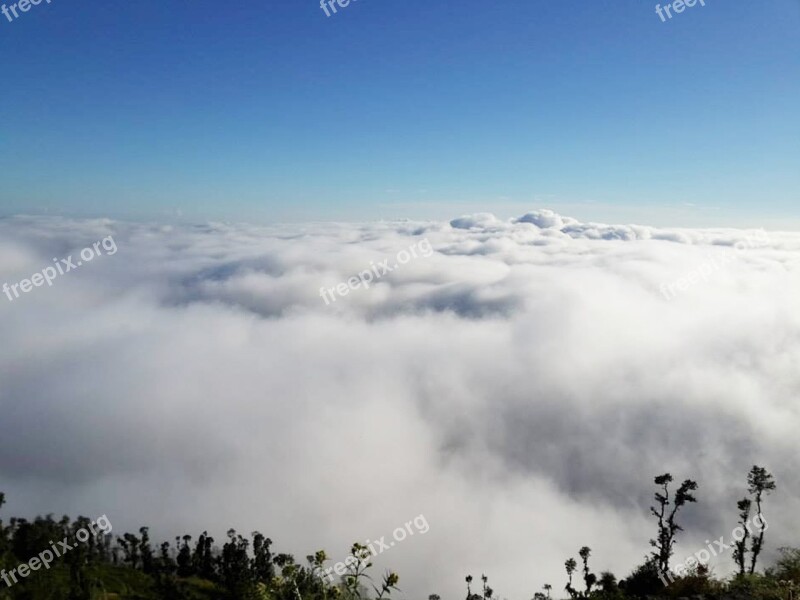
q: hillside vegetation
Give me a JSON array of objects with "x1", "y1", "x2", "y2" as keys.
[{"x1": 1, "y1": 466, "x2": 797, "y2": 600}]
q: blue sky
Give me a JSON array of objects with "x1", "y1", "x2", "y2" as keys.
[{"x1": 0, "y1": 0, "x2": 798, "y2": 225}]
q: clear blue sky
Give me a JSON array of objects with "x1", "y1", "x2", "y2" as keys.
[{"x1": 0, "y1": 0, "x2": 798, "y2": 225}]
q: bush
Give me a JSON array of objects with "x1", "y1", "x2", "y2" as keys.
[
  {"x1": 618, "y1": 560, "x2": 662, "y2": 598},
  {"x1": 726, "y1": 573, "x2": 786, "y2": 600},
  {"x1": 768, "y1": 547, "x2": 800, "y2": 583}
]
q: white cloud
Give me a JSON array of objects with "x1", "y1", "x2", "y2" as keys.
[{"x1": 1, "y1": 211, "x2": 799, "y2": 599}]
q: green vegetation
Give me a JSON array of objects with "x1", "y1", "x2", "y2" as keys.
[
  {"x1": 545, "y1": 465, "x2": 785, "y2": 600},
  {"x1": 0, "y1": 492, "x2": 397, "y2": 600},
  {"x1": 0, "y1": 465, "x2": 793, "y2": 599}
]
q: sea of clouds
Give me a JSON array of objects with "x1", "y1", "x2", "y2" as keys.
[{"x1": 1, "y1": 209, "x2": 800, "y2": 599}]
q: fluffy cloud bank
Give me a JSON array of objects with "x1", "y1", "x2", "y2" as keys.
[{"x1": 1, "y1": 210, "x2": 800, "y2": 599}]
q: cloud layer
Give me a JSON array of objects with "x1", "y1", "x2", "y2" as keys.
[{"x1": 1, "y1": 210, "x2": 800, "y2": 599}]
